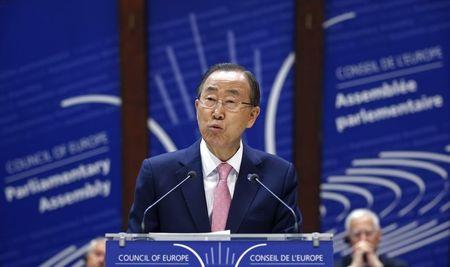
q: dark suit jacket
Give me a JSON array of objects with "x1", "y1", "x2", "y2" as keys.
[
  {"x1": 128, "y1": 140, "x2": 302, "y2": 233},
  {"x1": 335, "y1": 254, "x2": 408, "y2": 267}
]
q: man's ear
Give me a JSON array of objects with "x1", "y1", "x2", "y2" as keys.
[
  {"x1": 246, "y1": 106, "x2": 260, "y2": 128},
  {"x1": 195, "y1": 99, "x2": 199, "y2": 109},
  {"x1": 195, "y1": 99, "x2": 199, "y2": 120}
]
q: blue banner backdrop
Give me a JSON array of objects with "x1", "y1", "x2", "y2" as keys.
[
  {"x1": 147, "y1": 0, "x2": 295, "y2": 161},
  {"x1": 320, "y1": 1, "x2": 450, "y2": 266},
  {"x1": 0, "y1": 0, "x2": 122, "y2": 266}
]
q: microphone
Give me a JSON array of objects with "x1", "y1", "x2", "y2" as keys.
[
  {"x1": 141, "y1": 171, "x2": 197, "y2": 232},
  {"x1": 247, "y1": 173, "x2": 299, "y2": 233}
]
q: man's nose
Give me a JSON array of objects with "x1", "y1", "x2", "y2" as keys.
[{"x1": 212, "y1": 102, "x2": 225, "y2": 118}]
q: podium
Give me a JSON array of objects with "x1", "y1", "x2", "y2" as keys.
[{"x1": 105, "y1": 233, "x2": 333, "y2": 267}]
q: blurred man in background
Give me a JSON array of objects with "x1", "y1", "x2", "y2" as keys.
[
  {"x1": 85, "y1": 237, "x2": 106, "y2": 267},
  {"x1": 336, "y1": 209, "x2": 407, "y2": 267}
]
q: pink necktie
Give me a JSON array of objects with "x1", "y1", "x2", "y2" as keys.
[{"x1": 211, "y1": 162, "x2": 233, "y2": 232}]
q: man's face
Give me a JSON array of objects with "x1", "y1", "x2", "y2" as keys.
[
  {"x1": 195, "y1": 70, "x2": 260, "y2": 155},
  {"x1": 86, "y1": 241, "x2": 106, "y2": 267},
  {"x1": 348, "y1": 215, "x2": 381, "y2": 249}
]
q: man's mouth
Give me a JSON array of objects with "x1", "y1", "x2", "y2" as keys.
[{"x1": 208, "y1": 124, "x2": 223, "y2": 131}]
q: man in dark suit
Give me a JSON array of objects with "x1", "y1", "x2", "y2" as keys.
[
  {"x1": 128, "y1": 63, "x2": 301, "y2": 233},
  {"x1": 335, "y1": 209, "x2": 408, "y2": 267}
]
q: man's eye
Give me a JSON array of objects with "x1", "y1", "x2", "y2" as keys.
[
  {"x1": 225, "y1": 99, "x2": 237, "y2": 104},
  {"x1": 205, "y1": 97, "x2": 216, "y2": 101}
]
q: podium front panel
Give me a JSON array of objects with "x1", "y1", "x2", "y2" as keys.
[{"x1": 106, "y1": 234, "x2": 333, "y2": 267}]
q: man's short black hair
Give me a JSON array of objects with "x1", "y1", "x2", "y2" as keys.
[{"x1": 196, "y1": 63, "x2": 261, "y2": 106}]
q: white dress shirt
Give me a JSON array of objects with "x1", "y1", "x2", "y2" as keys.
[{"x1": 200, "y1": 139, "x2": 243, "y2": 220}]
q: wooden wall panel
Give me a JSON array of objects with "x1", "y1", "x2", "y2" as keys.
[
  {"x1": 294, "y1": 0, "x2": 324, "y2": 232},
  {"x1": 118, "y1": 0, "x2": 148, "y2": 230}
]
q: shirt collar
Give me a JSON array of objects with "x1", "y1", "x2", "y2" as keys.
[{"x1": 200, "y1": 139, "x2": 243, "y2": 176}]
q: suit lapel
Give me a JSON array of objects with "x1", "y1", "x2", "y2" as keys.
[
  {"x1": 226, "y1": 144, "x2": 261, "y2": 232},
  {"x1": 178, "y1": 141, "x2": 211, "y2": 232}
]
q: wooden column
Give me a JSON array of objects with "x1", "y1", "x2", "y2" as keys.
[
  {"x1": 294, "y1": 0, "x2": 324, "y2": 232},
  {"x1": 118, "y1": 0, "x2": 148, "y2": 231}
]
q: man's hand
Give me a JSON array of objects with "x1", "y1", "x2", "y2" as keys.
[{"x1": 349, "y1": 240, "x2": 383, "y2": 267}]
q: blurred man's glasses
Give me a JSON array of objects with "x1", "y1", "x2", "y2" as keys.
[
  {"x1": 198, "y1": 96, "x2": 254, "y2": 112},
  {"x1": 350, "y1": 230, "x2": 377, "y2": 238}
]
